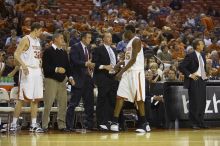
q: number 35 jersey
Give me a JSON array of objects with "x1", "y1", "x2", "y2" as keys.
[
  {"x1": 21, "y1": 35, "x2": 42, "y2": 68},
  {"x1": 124, "y1": 36, "x2": 144, "y2": 71}
]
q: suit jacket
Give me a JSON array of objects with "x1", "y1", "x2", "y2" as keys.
[
  {"x1": 69, "y1": 42, "x2": 90, "y2": 88},
  {"x1": 145, "y1": 80, "x2": 161, "y2": 109},
  {"x1": 178, "y1": 51, "x2": 206, "y2": 89},
  {"x1": 92, "y1": 45, "x2": 117, "y2": 87}
]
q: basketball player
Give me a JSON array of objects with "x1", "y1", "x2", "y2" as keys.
[
  {"x1": 110, "y1": 25, "x2": 151, "y2": 133},
  {"x1": 10, "y1": 22, "x2": 44, "y2": 133}
]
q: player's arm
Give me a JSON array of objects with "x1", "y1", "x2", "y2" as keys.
[
  {"x1": 14, "y1": 37, "x2": 29, "y2": 74},
  {"x1": 115, "y1": 38, "x2": 141, "y2": 80}
]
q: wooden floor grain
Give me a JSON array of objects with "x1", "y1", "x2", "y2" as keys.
[{"x1": 1, "y1": 129, "x2": 220, "y2": 146}]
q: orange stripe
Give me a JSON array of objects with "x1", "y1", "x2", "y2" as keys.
[{"x1": 138, "y1": 72, "x2": 143, "y2": 101}]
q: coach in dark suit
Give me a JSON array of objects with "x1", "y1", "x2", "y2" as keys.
[
  {"x1": 66, "y1": 32, "x2": 95, "y2": 130},
  {"x1": 178, "y1": 39, "x2": 208, "y2": 129},
  {"x1": 92, "y1": 32, "x2": 119, "y2": 130},
  {"x1": 42, "y1": 33, "x2": 75, "y2": 131}
]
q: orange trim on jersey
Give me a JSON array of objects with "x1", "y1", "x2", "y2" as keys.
[{"x1": 138, "y1": 72, "x2": 143, "y2": 101}]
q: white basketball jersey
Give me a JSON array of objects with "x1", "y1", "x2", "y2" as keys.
[
  {"x1": 124, "y1": 36, "x2": 144, "y2": 71},
  {"x1": 21, "y1": 35, "x2": 41, "y2": 68}
]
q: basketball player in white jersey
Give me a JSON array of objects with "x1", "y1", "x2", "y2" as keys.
[
  {"x1": 10, "y1": 22, "x2": 44, "y2": 133},
  {"x1": 110, "y1": 25, "x2": 150, "y2": 133}
]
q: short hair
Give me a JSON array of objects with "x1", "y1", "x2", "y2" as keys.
[
  {"x1": 101, "y1": 31, "x2": 111, "y2": 39},
  {"x1": 125, "y1": 24, "x2": 136, "y2": 33},
  {"x1": 192, "y1": 39, "x2": 203, "y2": 50},
  {"x1": 80, "y1": 32, "x2": 91, "y2": 40},
  {"x1": 52, "y1": 33, "x2": 62, "y2": 41},
  {"x1": 31, "y1": 22, "x2": 42, "y2": 31}
]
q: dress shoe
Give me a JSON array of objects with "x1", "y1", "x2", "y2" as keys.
[
  {"x1": 199, "y1": 124, "x2": 209, "y2": 129},
  {"x1": 191, "y1": 125, "x2": 200, "y2": 130},
  {"x1": 59, "y1": 128, "x2": 70, "y2": 132}
]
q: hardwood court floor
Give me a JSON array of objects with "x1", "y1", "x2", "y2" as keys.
[{"x1": 1, "y1": 129, "x2": 220, "y2": 146}]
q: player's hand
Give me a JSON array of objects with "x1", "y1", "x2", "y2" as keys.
[
  {"x1": 104, "y1": 65, "x2": 113, "y2": 71},
  {"x1": 115, "y1": 71, "x2": 123, "y2": 81},
  {"x1": 22, "y1": 65, "x2": 29, "y2": 75},
  {"x1": 57, "y1": 67, "x2": 66, "y2": 74},
  {"x1": 190, "y1": 73, "x2": 198, "y2": 80}
]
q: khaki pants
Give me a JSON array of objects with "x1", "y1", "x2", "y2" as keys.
[{"x1": 42, "y1": 78, "x2": 67, "y2": 129}]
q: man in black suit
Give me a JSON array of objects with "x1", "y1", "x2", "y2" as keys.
[
  {"x1": 92, "y1": 32, "x2": 119, "y2": 130},
  {"x1": 66, "y1": 32, "x2": 95, "y2": 130},
  {"x1": 179, "y1": 39, "x2": 208, "y2": 129}
]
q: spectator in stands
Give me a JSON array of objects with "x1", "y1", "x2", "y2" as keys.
[
  {"x1": 14, "y1": 0, "x2": 26, "y2": 15},
  {"x1": 200, "y1": 13, "x2": 215, "y2": 33},
  {"x1": 210, "y1": 50, "x2": 220, "y2": 69},
  {"x1": 63, "y1": 16, "x2": 75, "y2": 30},
  {"x1": 145, "y1": 70, "x2": 165, "y2": 128},
  {"x1": 116, "y1": 33, "x2": 127, "y2": 52},
  {"x1": 149, "y1": 62, "x2": 162, "y2": 83},
  {"x1": 22, "y1": 17, "x2": 32, "y2": 35},
  {"x1": 37, "y1": 4, "x2": 51, "y2": 15},
  {"x1": 9, "y1": 17, "x2": 22, "y2": 36},
  {"x1": 170, "y1": 41, "x2": 185, "y2": 61},
  {"x1": 169, "y1": 0, "x2": 182, "y2": 11},
  {"x1": 5, "y1": 29, "x2": 21, "y2": 46},
  {"x1": 93, "y1": 0, "x2": 101, "y2": 7},
  {"x1": 206, "y1": 58, "x2": 219, "y2": 80},
  {"x1": 159, "y1": 2, "x2": 171, "y2": 15},
  {"x1": 53, "y1": 15, "x2": 63, "y2": 30},
  {"x1": 148, "y1": 1, "x2": 160, "y2": 20},
  {"x1": 1, "y1": 55, "x2": 19, "y2": 84},
  {"x1": 157, "y1": 45, "x2": 172, "y2": 65},
  {"x1": 45, "y1": 20, "x2": 54, "y2": 33},
  {"x1": 161, "y1": 26, "x2": 174, "y2": 42},
  {"x1": 207, "y1": 37, "x2": 220, "y2": 53},
  {"x1": 5, "y1": 29, "x2": 21, "y2": 55},
  {"x1": 203, "y1": 33, "x2": 212, "y2": 47},
  {"x1": 69, "y1": 29, "x2": 80, "y2": 46},
  {"x1": 167, "y1": 68, "x2": 177, "y2": 81},
  {"x1": 90, "y1": 7, "x2": 101, "y2": 21}
]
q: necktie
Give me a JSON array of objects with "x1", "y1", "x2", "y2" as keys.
[
  {"x1": 108, "y1": 47, "x2": 116, "y2": 66},
  {"x1": 84, "y1": 47, "x2": 89, "y2": 61},
  {"x1": 199, "y1": 55, "x2": 207, "y2": 80}
]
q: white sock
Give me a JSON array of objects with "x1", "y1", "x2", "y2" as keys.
[
  {"x1": 32, "y1": 118, "x2": 37, "y2": 126},
  {"x1": 12, "y1": 117, "x2": 18, "y2": 125}
]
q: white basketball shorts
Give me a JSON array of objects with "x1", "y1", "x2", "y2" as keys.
[
  {"x1": 117, "y1": 70, "x2": 145, "y2": 102},
  {"x1": 19, "y1": 67, "x2": 43, "y2": 101}
]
